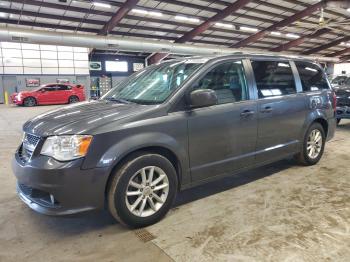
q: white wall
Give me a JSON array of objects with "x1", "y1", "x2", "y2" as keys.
[
  {"x1": 334, "y1": 63, "x2": 350, "y2": 75},
  {"x1": 0, "y1": 42, "x2": 89, "y2": 75}
]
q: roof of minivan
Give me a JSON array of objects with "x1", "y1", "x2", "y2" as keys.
[{"x1": 167, "y1": 53, "x2": 317, "y2": 64}]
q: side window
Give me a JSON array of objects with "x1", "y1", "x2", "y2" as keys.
[
  {"x1": 251, "y1": 60, "x2": 296, "y2": 98},
  {"x1": 57, "y1": 85, "x2": 71, "y2": 91},
  {"x1": 43, "y1": 86, "x2": 57, "y2": 92},
  {"x1": 193, "y1": 61, "x2": 248, "y2": 104},
  {"x1": 295, "y1": 61, "x2": 329, "y2": 92}
]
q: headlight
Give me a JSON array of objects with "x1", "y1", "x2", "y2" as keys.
[
  {"x1": 17, "y1": 94, "x2": 22, "y2": 101},
  {"x1": 41, "y1": 135, "x2": 92, "y2": 161}
]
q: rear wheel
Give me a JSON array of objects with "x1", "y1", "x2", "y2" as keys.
[
  {"x1": 23, "y1": 97, "x2": 37, "y2": 107},
  {"x1": 296, "y1": 122, "x2": 325, "y2": 166},
  {"x1": 68, "y1": 96, "x2": 79, "y2": 104},
  {"x1": 107, "y1": 153, "x2": 178, "y2": 228}
]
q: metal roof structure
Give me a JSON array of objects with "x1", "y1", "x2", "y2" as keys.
[{"x1": 0, "y1": 0, "x2": 349, "y2": 62}]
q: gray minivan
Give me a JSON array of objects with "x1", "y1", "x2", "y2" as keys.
[{"x1": 13, "y1": 55, "x2": 336, "y2": 227}]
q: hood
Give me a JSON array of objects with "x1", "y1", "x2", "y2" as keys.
[
  {"x1": 23, "y1": 100, "x2": 156, "y2": 136},
  {"x1": 335, "y1": 86, "x2": 350, "y2": 96},
  {"x1": 19, "y1": 90, "x2": 36, "y2": 95}
]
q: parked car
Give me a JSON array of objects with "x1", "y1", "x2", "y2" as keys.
[
  {"x1": 11, "y1": 83, "x2": 85, "y2": 106},
  {"x1": 335, "y1": 77, "x2": 350, "y2": 124},
  {"x1": 12, "y1": 55, "x2": 336, "y2": 228},
  {"x1": 331, "y1": 74, "x2": 349, "y2": 87}
]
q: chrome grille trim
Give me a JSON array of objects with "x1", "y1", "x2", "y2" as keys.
[
  {"x1": 23, "y1": 133, "x2": 41, "y2": 151},
  {"x1": 19, "y1": 133, "x2": 41, "y2": 163}
]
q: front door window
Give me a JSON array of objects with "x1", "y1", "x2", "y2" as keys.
[{"x1": 193, "y1": 61, "x2": 248, "y2": 104}]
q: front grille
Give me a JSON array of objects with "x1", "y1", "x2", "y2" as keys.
[
  {"x1": 25, "y1": 133, "x2": 41, "y2": 147},
  {"x1": 19, "y1": 133, "x2": 41, "y2": 163}
]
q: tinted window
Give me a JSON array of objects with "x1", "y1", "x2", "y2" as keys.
[
  {"x1": 193, "y1": 61, "x2": 248, "y2": 104},
  {"x1": 57, "y1": 85, "x2": 71, "y2": 91},
  {"x1": 42, "y1": 86, "x2": 57, "y2": 91},
  {"x1": 251, "y1": 61, "x2": 296, "y2": 98},
  {"x1": 295, "y1": 61, "x2": 329, "y2": 91}
]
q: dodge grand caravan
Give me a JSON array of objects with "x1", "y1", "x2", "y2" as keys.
[{"x1": 13, "y1": 55, "x2": 336, "y2": 228}]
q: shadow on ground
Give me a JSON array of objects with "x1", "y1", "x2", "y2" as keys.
[
  {"x1": 174, "y1": 159, "x2": 294, "y2": 207},
  {"x1": 25, "y1": 159, "x2": 294, "y2": 236}
]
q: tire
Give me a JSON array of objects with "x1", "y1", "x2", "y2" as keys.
[
  {"x1": 295, "y1": 122, "x2": 325, "y2": 166},
  {"x1": 23, "y1": 97, "x2": 37, "y2": 107},
  {"x1": 107, "y1": 153, "x2": 178, "y2": 228},
  {"x1": 337, "y1": 118, "x2": 341, "y2": 125},
  {"x1": 68, "y1": 96, "x2": 79, "y2": 104}
]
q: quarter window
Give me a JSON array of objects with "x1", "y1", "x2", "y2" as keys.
[
  {"x1": 193, "y1": 61, "x2": 248, "y2": 104},
  {"x1": 251, "y1": 60, "x2": 296, "y2": 98},
  {"x1": 295, "y1": 61, "x2": 329, "y2": 92}
]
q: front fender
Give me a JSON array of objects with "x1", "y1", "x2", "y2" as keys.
[{"x1": 96, "y1": 132, "x2": 190, "y2": 186}]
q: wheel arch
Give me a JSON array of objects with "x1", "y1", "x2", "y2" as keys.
[
  {"x1": 303, "y1": 110, "x2": 330, "y2": 140},
  {"x1": 313, "y1": 117, "x2": 328, "y2": 137},
  {"x1": 104, "y1": 145, "x2": 183, "y2": 204}
]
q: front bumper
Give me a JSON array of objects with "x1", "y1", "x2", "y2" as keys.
[
  {"x1": 12, "y1": 152, "x2": 111, "y2": 216},
  {"x1": 11, "y1": 97, "x2": 22, "y2": 105},
  {"x1": 336, "y1": 106, "x2": 350, "y2": 119}
]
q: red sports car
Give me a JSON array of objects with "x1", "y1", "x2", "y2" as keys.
[{"x1": 11, "y1": 83, "x2": 86, "y2": 106}]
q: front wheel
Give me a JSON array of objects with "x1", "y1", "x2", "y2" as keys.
[
  {"x1": 295, "y1": 123, "x2": 325, "y2": 166},
  {"x1": 107, "y1": 153, "x2": 178, "y2": 228},
  {"x1": 23, "y1": 97, "x2": 37, "y2": 107}
]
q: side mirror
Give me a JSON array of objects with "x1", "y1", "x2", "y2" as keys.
[
  {"x1": 40, "y1": 89, "x2": 46, "y2": 93},
  {"x1": 190, "y1": 89, "x2": 218, "y2": 108}
]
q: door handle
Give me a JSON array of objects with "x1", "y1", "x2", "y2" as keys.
[
  {"x1": 261, "y1": 106, "x2": 273, "y2": 113},
  {"x1": 240, "y1": 110, "x2": 255, "y2": 117}
]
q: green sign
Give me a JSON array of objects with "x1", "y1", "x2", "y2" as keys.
[{"x1": 89, "y1": 62, "x2": 102, "y2": 71}]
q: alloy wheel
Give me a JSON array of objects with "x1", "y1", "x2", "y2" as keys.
[
  {"x1": 24, "y1": 97, "x2": 36, "y2": 106},
  {"x1": 307, "y1": 129, "x2": 323, "y2": 159},
  {"x1": 69, "y1": 96, "x2": 79, "y2": 103},
  {"x1": 125, "y1": 166, "x2": 169, "y2": 217}
]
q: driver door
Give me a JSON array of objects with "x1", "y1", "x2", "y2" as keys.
[
  {"x1": 187, "y1": 60, "x2": 258, "y2": 182},
  {"x1": 36, "y1": 85, "x2": 57, "y2": 104}
]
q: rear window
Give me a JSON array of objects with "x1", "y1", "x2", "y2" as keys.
[
  {"x1": 295, "y1": 61, "x2": 329, "y2": 92},
  {"x1": 251, "y1": 60, "x2": 296, "y2": 98}
]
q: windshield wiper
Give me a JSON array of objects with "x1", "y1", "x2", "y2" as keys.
[{"x1": 104, "y1": 97, "x2": 133, "y2": 104}]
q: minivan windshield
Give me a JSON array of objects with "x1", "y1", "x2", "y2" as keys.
[{"x1": 102, "y1": 60, "x2": 203, "y2": 104}]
